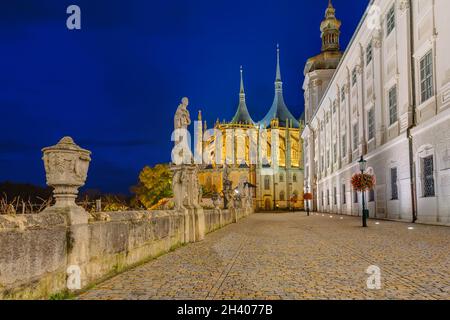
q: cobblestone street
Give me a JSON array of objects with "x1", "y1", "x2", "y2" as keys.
[{"x1": 79, "y1": 213, "x2": 450, "y2": 300}]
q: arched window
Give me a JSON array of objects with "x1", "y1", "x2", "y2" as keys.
[
  {"x1": 279, "y1": 191, "x2": 285, "y2": 201},
  {"x1": 293, "y1": 174, "x2": 297, "y2": 182},
  {"x1": 264, "y1": 176, "x2": 270, "y2": 190}
]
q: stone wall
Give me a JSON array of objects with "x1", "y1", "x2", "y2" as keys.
[
  {"x1": 0, "y1": 133, "x2": 255, "y2": 300},
  {"x1": 0, "y1": 207, "x2": 251, "y2": 299}
]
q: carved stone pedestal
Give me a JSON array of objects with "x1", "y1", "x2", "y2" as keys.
[
  {"x1": 41, "y1": 137, "x2": 92, "y2": 289},
  {"x1": 171, "y1": 164, "x2": 205, "y2": 243}
]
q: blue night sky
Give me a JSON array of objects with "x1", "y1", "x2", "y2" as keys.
[{"x1": 0, "y1": 0, "x2": 368, "y2": 193}]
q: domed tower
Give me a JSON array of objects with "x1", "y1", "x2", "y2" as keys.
[
  {"x1": 303, "y1": 0, "x2": 343, "y2": 124},
  {"x1": 320, "y1": 0, "x2": 341, "y2": 52}
]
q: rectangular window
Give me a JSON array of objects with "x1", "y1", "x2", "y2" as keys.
[
  {"x1": 342, "y1": 184, "x2": 346, "y2": 204},
  {"x1": 386, "y1": 5, "x2": 395, "y2": 36},
  {"x1": 334, "y1": 187, "x2": 337, "y2": 205},
  {"x1": 368, "y1": 108, "x2": 375, "y2": 141},
  {"x1": 327, "y1": 150, "x2": 330, "y2": 168},
  {"x1": 354, "y1": 190, "x2": 358, "y2": 203},
  {"x1": 353, "y1": 124, "x2": 359, "y2": 150},
  {"x1": 342, "y1": 134, "x2": 347, "y2": 156},
  {"x1": 341, "y1": 87, "x2": 346, "y2": 102},
  {"x1": 327, "y1": 190, "x2": 330, "y2": 206},
  {"x1": 352, "y1": 68, "x2": 357, "y2": 86},
  {"x1": 423, "y1": 156, "x2": 435, "y2": 197},
  {"x1": 333, "y1": 143, "x2": 337, "y2": 163},
  {"x1": 391, "y1": 167, "x2": 398, "y2": 200},
  {"x1": 389, "y1": 86, "x2": 398, "y2": 125},
  {"x1": 366, "y1": 42, "x2": 373, "y2": 65},
  {"x1": 369, "y1": 189, "x2": 375, "y2": 202},
  {"x1": 420, "y1": 51, "x2": 434, "y2": 103},
  {"x1": 321, "y1": 191, "x2": 324, "y2": 206}
]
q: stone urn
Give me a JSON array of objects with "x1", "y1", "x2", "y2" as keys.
[{"x1": 42, "y1": 137, "x2": 91, "y2": 207}]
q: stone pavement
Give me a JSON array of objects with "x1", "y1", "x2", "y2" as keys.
[{"x1": 79, "y1": 212, "x2": 450, "y2": 300}]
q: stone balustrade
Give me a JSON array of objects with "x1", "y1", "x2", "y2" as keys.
[{"x1": 0, "y1": 136, "x2": 254, "y2": 299}]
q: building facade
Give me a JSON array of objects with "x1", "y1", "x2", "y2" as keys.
[
  {"x1": 197, "y1": 48, "x2": 304, "y2": 211},
  {"x1": 302, "y1": 0, "x2": 450, "y2": 224}
]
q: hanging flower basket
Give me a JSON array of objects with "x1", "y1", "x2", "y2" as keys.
[
  {"x1": 304, "y1": 193, "x2": 313, "y2": 200},
  {"x1": 351, "y1": 173, "x2": 376, "y2": 192}
]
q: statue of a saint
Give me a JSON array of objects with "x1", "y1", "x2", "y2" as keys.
[{"x1": 174, "y1": 97, "x2": 191, "y2": 130}]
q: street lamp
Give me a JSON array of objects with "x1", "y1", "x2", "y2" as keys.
[
  {"x1": 305, "y1": 185, "x2": 310, "y2": 216},
  {"x1": 358, "y1": 155, "x2": 368, "y2": 227}
]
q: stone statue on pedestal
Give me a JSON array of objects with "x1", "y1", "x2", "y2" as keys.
[
  {"x1": 171, "y1": 97, "x2": 205, "y2": 242},
  {"x1": 174, "y1": 97, "x2": 191, "y2": 130}
]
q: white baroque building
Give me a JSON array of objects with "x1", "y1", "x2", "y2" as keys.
[{"x1": 302, "y1": 0, "x2": 450, "y2": 225}]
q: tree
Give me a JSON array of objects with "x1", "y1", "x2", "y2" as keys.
[{"x1": 131, "y1": 164, "x2": 173, "y2": 209}]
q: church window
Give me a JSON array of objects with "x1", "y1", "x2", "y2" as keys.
[
  {"x1": 341, "y1": 87, "x2": 346, "y2": 102},
  {"x1": 342, "y1": 134, "x2": 347, "y2": 156},
  {"x1": 342, "y1": 184, "x2": 346, "y2": 204},
  {"x1": 422, "y1": 156, "x2": 435, "y2": 197},
  {"x1": 389, "y1": 86, "x2": 398, "y2": 125},
  {"x1": 353, "y1": 124, "x2": 359, "y2": 151},
  {"x1": 327, "y1": 150, "x2": 330, "y2": 168},
  {"x1": 369, "y1": 189, "x2": 375, "y2": 202},
  {"x1": 366, "y1": 42, "x2": 373, "y2": 65},
  {"x1": 333, "y1": 143, "x2": 337, "y2": 163},
  {"x1": 420, "y1": 51, "x2": 434, "y2": 103},
  {"x1": 368, "y1": 108, "x2": 375, "y2": 141},
  {"x1": 386, "y1": 5, "x2": 396, "y2": 36},
  {"x1": 352, "y1": 68, "x2": 357, "y2": 86},
  {"x1": 293, "y1": 174, "x2": 297, "y2": 183},
  {"x1": 264, "y1": 176, "x2": 270, "y2": 190},
  {"x1": 390, "y1": 167, "x2": 398, "y2": 200}
]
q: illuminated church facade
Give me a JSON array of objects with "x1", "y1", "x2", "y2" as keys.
[{"x1": 196, "y1": 47, "x2": 304, "y2": 211}]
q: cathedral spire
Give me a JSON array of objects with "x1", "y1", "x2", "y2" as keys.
[
  {"x1": 230, "y1": 66, "x2": 254, "y2": 125},
  {"x1": 276, "y1": 44, "x2": 281, "y2": 82},
  {"x1": 275, "y1": 44, "x2": 283, "y2": 92},
  {"x1": 258, "y1": 46, "x2": 300, "y2": 129},
  {"x1": 240, "y1": 65, "x2": 245, "y2": 96}
]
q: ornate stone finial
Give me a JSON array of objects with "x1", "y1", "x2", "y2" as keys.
[{"x1": 42, "y1": 137, "x2": 91, "y2": 208}]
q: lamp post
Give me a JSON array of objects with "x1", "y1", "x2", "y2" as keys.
[
  {"x1": 358, "y1": 155, "x2": 368, "y2": 227},
  {"x1": 305, "y1": 185, "x2": 310, "y2": 216}
]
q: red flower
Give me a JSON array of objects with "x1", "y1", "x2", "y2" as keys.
[{"x1": 351, "y1": 173, "x2": 375, "y2": 192}]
